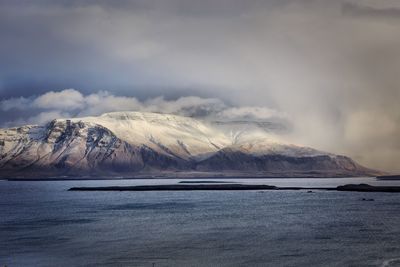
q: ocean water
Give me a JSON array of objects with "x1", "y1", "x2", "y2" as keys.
[{"x1": 1, "y1": 178, "x2": 400, "y2": 267}]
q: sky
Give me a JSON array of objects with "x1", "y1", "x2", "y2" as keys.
[{"x1": 0, "y1": 0, "x2": 399, "y2": 172}]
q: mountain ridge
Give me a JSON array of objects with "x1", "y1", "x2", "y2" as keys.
[{"x1": 0, "y1": 111, "x2": 381, "y2": 179}]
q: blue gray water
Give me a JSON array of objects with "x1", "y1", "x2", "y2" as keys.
[{"x1": 1, "y1": 178, "x2": 400, "y2": 267}]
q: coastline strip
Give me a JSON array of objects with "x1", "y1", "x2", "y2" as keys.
[{"x1": 68, "y1": 183, "x2": 400, "y2": 192}]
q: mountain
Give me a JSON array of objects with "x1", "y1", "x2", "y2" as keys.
[{"x1": 0, "y1": 111, "x2": 379, "y2": 179}]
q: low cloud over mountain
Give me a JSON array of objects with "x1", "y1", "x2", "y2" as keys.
[{"x1": 0, "y1": 89, "x2": 287, "y2": 127}]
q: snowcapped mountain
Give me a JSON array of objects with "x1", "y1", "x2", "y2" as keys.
[{"x1": 0, "y1": 111, "x2": 378, "y2": 178}]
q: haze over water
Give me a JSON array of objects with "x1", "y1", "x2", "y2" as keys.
[{"x1": 1, "y1": 178, "x2": 400, "y2": 267}]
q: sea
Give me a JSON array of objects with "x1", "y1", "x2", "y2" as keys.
[{"x1": 1, "y1": 177, "x2": 400, "y2": 267}]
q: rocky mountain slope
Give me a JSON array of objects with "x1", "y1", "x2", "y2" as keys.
[{"x1": 0, "y1": 112, "x2": 379, "y2": 178}]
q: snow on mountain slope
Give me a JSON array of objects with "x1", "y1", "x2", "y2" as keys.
[
  {"x1": 71, "y1": 112, "x2": 325, "y2": 159},
  {"x1": 70, "y1": 112, "x2": 230, "y2": 160},
  {"x1": 0, "y1": 119, "x2": 189, "y2": 176},
  {"x1": 0, "y1": 111, "x2": 379, "y2": 178}
]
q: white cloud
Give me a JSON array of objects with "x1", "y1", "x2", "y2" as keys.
[
  {"x1": 32, "y1": 89, "x2": 85, "y2": 110},
  {"x1": 27, "y1": 111, "x2": 70, "y2": 125},
  {"x1": 215, "y1": 106, "x2": 286, "y2": 121},
  {"x1": 0, "y1": 97, "x2": 31, "y2": 111},
  {"x1": 81, "y1": 91, "x2": 143, "y2": 116},
  {"x1": 0, "y1": 89, "x2": 285, "y2": 127}
]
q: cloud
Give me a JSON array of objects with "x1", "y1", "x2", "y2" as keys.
[
  {"x1": 216, "y1": 107, "x2": 286, "y2": 121},
  {"x1": 33, "y1": 88, "x2": 85, "y2": 110},
  {"x1": 0, "y1": 88, "x2": 285, "y2": 127},
  {"x1": 27, "y1": 111, "x2": 70, "y2": 125},
  {"x1": 342, "y1": 2, "x2": 400, "y2": 19},
  {"x1": 144, "y1": 96, "x2": 226, "y2": 117},
  {"x1": 0, "y1": 97, "x2": 31, "y2": 111},
  {"x1": 81, "y1": 91, "x2": 143, "y2": 116}
]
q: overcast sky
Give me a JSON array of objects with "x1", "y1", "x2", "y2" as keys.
[{"x1": 1, "y1": 0, "x2": 399, "y2": 172}]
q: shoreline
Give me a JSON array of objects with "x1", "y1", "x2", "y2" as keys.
[
  {"x1": 68, "y1": 183, "x2": 400, "y2": 193},
  {"x1": 3, "y1": 176, "x2": 376, "y2": 181}
]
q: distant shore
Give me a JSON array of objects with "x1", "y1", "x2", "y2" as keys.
[
  {"x1": 68, "y1": 183, "x2": 400, "y2": 193},
  {"x1": 3, "y1": 173, "x2": 377, "y2": 181}
]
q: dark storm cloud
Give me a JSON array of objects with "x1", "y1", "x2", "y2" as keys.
[{"x1": 0, "y1": 0, "x2": 399, "y2": 172}]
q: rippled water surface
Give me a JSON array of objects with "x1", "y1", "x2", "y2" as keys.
[{"x1": 1, "y1": 178, "x2": 400, "y2": 266}]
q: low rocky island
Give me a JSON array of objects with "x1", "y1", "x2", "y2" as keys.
[
  {"x1": 376, "y1": 175, "x2": 400, "y2": 180},
  {"x1": 336, "y1": 184, "x2": 400, "y2": 192},
  {"x1": 178, "y1": 180, "x2": 235, "y2": 184},
  {"x1": 69, "y1": 184, "x2": 278, "y2": 191},
  {"x1": 69, "y1": 183, "x2": 400, "y2": 192}
]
